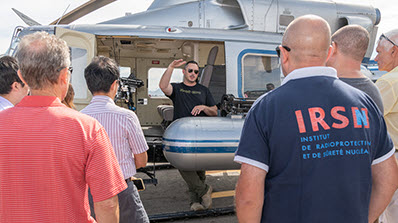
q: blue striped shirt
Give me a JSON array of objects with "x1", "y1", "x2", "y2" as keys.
[
  {"x1": 81, "y1": 95, "x2": 148, "y2": 179},
  {"x1": 0, "y1": 96, "x2": 13, "y2": 111}
]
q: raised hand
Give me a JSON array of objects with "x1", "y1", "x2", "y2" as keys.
[{"x1": 170, "y1": 59, "x2": 187, "y2": 68}]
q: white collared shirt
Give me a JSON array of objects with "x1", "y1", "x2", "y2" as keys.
[
  {"x1": 81, "y1": 95, "x2": 148, "y2": 179},
  {"x1": 281, "y1": 66, "x2": 338, "y2": 86},
  {"x1": 0, "y1": 96, "x2": 13, "y2": 111}
]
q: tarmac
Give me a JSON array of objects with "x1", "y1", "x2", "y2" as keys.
[{"x1": 135, "y1": 164, "x2": 240, "y2": 222}]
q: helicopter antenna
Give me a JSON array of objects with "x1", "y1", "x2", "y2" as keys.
[{"x1": 55, "y1": 4, "x2": 71, "y2": 25}]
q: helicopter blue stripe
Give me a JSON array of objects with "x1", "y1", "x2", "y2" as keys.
[
  {"x1": 163, "y1": 146, "x2": 237, "y2": 153},
  {"x1": 162, "y1": 138, "x2": 239, "y2": 143},
  {"x1": 362, "y1": 57, "x2": 370, "y2": 64},
  {"x1": 237, "y1": 49, "x2": 278, "y2": 98}
]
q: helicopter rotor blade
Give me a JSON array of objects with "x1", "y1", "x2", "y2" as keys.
[
  {"x1": 12, "y1": 8, "x2": 41, "y2": 26},
  {"x1": 50, "y1": 0, "x2": 117, "y2": 25}
]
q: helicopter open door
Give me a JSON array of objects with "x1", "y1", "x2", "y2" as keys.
[
  {"x1": 135, "y1": 58, "x2": 178, "y2": 126},
  {"x1": 55, "y1": 27, "x2": 96, "y2": 110}
]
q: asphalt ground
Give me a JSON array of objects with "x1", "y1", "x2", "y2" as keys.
[{"x1": 135, "y1": 165, "x2": 240, "y2": 223}]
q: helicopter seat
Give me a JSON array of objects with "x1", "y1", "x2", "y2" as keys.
[
  {"x1": 157, "y1": 105, "x2": 174, "y2": 122},
  {"x1": 199, "y1": 46, "x2": 218, "y2": 87}
]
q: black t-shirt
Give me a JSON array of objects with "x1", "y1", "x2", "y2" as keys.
[{"x1": 167, "y1": 83, "x2": 216, "y2": 120}]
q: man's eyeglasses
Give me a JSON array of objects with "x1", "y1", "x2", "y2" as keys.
[
  {"x1": 57, "y1": 67, "x2": 73, "y2": 74},
  {"x1": 187, "y1": 69, "x2": 199, "y2": 74},
  {"x1": 380, "y1": 34, "x2": 398, "y2": 47},
  {"x1": 275, "y1": 45, "x2": 291, "y2": 57}
]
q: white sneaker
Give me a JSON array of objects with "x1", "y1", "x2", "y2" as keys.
[
  {"x1": 190, "y1": 202, "x2": 205, "y2": 211},
  {"x1": 201, "y1": 185, "x2": 213, "y2": 209}
]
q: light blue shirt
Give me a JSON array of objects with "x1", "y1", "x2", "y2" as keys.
[{"x1": 0, "y1": 96, "x2": 13, "y2": 111}]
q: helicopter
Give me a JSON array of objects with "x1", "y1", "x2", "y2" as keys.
[{"x1": 7, "y1": 0, "x2": 381, "y2": 172}]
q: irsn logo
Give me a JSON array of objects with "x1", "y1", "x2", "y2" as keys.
[{"x1": 295, "y1": 106, "x2": 369, "y2": 133}]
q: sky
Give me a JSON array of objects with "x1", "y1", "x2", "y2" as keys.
[
  {"x1": 0, "y1": 0, "x2": 396, "y2": 59},
  {"x1": 0, "y1": 0, "x2": 153, "y2": 54}
]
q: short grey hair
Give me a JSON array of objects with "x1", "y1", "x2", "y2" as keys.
[
  {"x1": 379, "y1": 29, "x2": 398, "y2": 50},
  {"x1": 332, "y1": 25, "x2": 369, "y2": 61},
  {"x1": 15, "y1": 31, "x2": 70, "y2": 90}
]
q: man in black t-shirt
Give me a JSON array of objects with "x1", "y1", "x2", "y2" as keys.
[{"x1": 159, "y1": 59, "x2": 217, "y2": 211}]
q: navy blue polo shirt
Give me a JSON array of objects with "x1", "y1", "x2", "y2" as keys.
[{"x1": 234, "y1": 66, "x2": 395, "y2": 223}]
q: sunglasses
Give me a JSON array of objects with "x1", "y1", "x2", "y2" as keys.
[
  {"x1": 275, "y1": 45, "x2": 291, "y2": 57},
  {"x1": 187, "y1": 69, "x2": 199, "y2": 74},
  {"x1": 380, "y1": 34, "x2": 398, "y2": 47}
]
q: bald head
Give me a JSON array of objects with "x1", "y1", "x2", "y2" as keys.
[
  {"x1": 282, "y1": 15, "x2": 331, "y2": 64},
  {"x1": 332, "y1": 25, "x2": 369, "y2": 61}
]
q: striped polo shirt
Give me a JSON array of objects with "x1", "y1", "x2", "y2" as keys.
[
  {"x1": 0, "y1": 96, "x2": 127, "y2": 223},
  {"x1": 81, "y1": 95, "x2": 149, "y2": 179}
]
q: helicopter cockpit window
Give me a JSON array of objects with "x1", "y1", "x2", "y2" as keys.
[
  {"x1": 242, "y1": 54, "x2": 280, "y2": 98},
  {"x1": 120, "y1": 67, "x2": 131, "y2": 78},
  {"x1": 148, "y1": 67, "x2": 183, "y2": 98},
  {"x1": 70, "y1": 47, "x2": 88, "y2": 100}
]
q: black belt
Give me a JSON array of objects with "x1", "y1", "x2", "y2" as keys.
[{"x1": 125, "y1": 178, "x2": 132, "y2": 183}]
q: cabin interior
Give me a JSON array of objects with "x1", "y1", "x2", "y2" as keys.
[{"x1": 90, "y1": 36, "x2": 225, "y2": 126}]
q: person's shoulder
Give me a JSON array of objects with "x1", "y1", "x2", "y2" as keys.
[
  {"x1": 381, "y1": 70, "x2": 398, "y2": 82},
  {"x1": 362, "y1": 77, "x2": 381, "y2": 89},
  {"x1": 64, "y1": 108, "x2": 99, "y2": 123},
  {"x1": 338, "y1": 77, "x2": 367, "y2": 83},
  {"x1": 249, "y1": 89, "x2": 278, "y2": 113},
  {"x1": 80, "y1": 103, "x2": 92, "y2": 114},
  {"x1": 98, "y1": 102, "x2": 138, "y2": 119},
  {"x1": 195, "y1": 83, "x2": 210, "y2": 91},
  {"x1": 171, "y1": 82, "x2": 182, "y2": 88},
  {"x1": 113, "y1": 105, "x2": 138, "y2": 119},
  {"x1": 57, "y1": 107, "x2": 106, "y2": 133},
  {"x1": 260, "y1": 82, "x2": 287, "y2": 100}
]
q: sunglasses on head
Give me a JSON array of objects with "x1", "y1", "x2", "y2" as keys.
[
  {"x1": 380, "y1": 33, "x2": 398, "y2": 47},
  {"x1": 275, "y1": 45, "x2": 291, "y2": 57},
  {"x1": 187, "y1": 69, "x2": 199, "y2": 74}
]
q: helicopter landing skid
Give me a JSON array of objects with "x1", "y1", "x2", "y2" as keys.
[{"x1": 149, "y1": 206, "x2": 235, "y2": 222}]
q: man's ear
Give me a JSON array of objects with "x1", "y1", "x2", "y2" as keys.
[
  {"x1": 392, "y1": 46, "x2": 398, "y2": 57},
  {"x1": 280, "y1": 46, "x2": 289, "y2": 64},
  {"x1": 10, "y1": 82, "x2": 19, "y2": 91},
  {"x1": 111, "y1": 79, "x2": 118, "y2": 91},
  {"x1": 326, "y1": 44, "x2": 334, "y2": 62},
  {"x1": 58, "y1": 68, "x2": 69, "y2": 85},
  {"x1": 331, "y1": 42, "x2": 337, "y2": 55},
  {"x1": 17, "y1": 70, "x2": 28, "y2": 86}
]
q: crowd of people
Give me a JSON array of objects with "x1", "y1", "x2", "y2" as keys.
[{"x1": 0, "y1": 14, "x2": 397, "y2": 223}]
